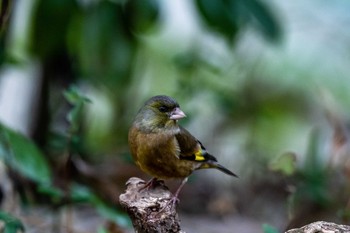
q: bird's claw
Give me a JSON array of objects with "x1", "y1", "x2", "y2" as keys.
[
  {"x1": 156, "y1": 195, "x2": 179, "y2": 215},
  {"x1": 168, "y1": 195, "x2": 180, "y2": 209},
  {"x1": 139, "y1": 178, "x2": 163, "y2": 192}
]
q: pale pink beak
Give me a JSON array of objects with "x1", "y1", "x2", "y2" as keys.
[{"x1": 169, "y1": 107, "x2": 186, "y2": 120}]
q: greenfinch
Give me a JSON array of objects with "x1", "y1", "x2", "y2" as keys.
[{"x1": 128, "y1": 95, "x2": 237, "y2": 206}]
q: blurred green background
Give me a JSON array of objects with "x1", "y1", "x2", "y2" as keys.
[{"x1": 1, "y1": 0, "x2": 350, "y2": 232}]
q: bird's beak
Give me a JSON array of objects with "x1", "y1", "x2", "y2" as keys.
[{"x1": 169, "y1": 107, "x2": 186, "y2": 120}]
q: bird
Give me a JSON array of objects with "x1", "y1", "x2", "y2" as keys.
[{"x1": 128, "y1": 95, "x2": 237, "y2": 208}]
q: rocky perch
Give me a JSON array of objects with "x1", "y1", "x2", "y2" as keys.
[
  {"x1": 119, "y1": 177, "x2": 185, "y2": 233},
  {"x1": 119, "y1": 177, "x2": 350, "y2": 233},
  {"x1": 286, "y1": 221, "x2": 350, "y2": 233}
]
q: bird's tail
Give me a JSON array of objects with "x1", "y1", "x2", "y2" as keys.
[
  {"x1": 215, "y1": 163, "x2": 238, "y2": 177},
  {"x1": 200, "y1": 162, "x2": 238, "y2": 178}
]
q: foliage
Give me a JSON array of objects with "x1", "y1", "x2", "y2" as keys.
[
  {"x1": 195, "y1": 0, "x2": 282, "y2": 42},
  {"x1": 63, "y1": 85, "x2": 91, "y2": 134},
  {"x1": 1, "y1": 0, "x2": 350, "y2": 232},
  {"x1": 0, "y1": 211, "x2": 25, "y2": 233},
  {"x1": 262, "y1": 223, "x2": 279, "y2": 233},
  {"x1": 0, "y1": 123, "x2": 52, "y2": 185},
  {"x1": 297, "y1": 129, "x2": 331, "y2": 206},
  {"x1": 0, "y1": 85, "x2": 129, "y2": 229},
  {"x1": 271, "y1": 124, "x2": 350, "y2": 229}
]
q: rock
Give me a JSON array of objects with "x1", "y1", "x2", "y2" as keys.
[
  {"x1": 119, "y1": 177, "x2": 185, "y2": 233},
  {"x1": 286, "y1": 221, "x2": 350, "y2": 233}
]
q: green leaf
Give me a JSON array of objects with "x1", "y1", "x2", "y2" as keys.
[
  {"x1": 63, "y1": 85, "x2": 91, "y2": 133},
  {"x1": 0, "y1": 211, "x2": 25, "y2": 233},
  {"x1": 241, "y1": 0, "x2": 282, "y2": 41},
  {"x1": 94, "y1": 201, "x2": 130, "y2": 228},
  {"x1": 66, "y1": 102, "x2": 84, "y2": 133},
  {"x1": 262, "y1": 223, "x2": 279, "y2": 233},
  {"x1": 269, "y1": 152, "x2": 297, "y2": 176},
  {"x1": 63, "y1": 85, "x2": 90, "y2": 105},
  {"x1": 97, "y1": 226, "x2": 108, "y2": 233},
  {"x1": 195, "y1": 0, "x2": 240, "y2": 41},
  {"x1": 69, "y1": 183, "x2": 97, "y2": 203},
  {"x1": 69, "y1": 1, "x2": 136, "y2": 84},
  {"x1": 37, "y1": 183, "x2": 64, "y2": 203},
  {"x1": 297, "y1": 128, "x2": 330, "y2": 206},
  {"x1": 123, "y1": 0, "x2": 159, "y2": 33},
  {"x1": 304, "y1": 128, "x2": 323, "y2": 173},
  {"x1": 31, "y1": 0, "x2": 79, "y2": 58},
  {"x1": 195, "y1": 0, "x2": 281, "y2": 42},
  {"x1": 0, "y1": 123, "x2": 52, "y2": 184},
  {"x1": 69, "y1": 183, "x2": 131, "y2": 227}
]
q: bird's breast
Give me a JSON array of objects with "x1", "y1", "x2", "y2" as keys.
[{"x1": 129, "y1": 128, "x2": 197, "y2": 179}]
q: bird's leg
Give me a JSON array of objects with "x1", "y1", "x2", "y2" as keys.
[
  {"x1": 159, "y1": 177, "x2": 188, "y2": 212},
  {"x1": 172, "y1": 177, "x2": 188, "y2": 203}
]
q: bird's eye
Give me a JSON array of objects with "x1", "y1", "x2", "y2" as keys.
[{"x1": 158, "y1": 106, "x2": 169, "y2": 112}]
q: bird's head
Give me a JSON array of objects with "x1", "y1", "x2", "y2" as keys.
[{"x1": 135, "y1": 95, "x2": 186, "y2": 133}]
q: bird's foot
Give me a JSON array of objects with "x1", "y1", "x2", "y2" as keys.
[
  {"x1": 156, "y1": 195, "x2": 179, "y2": 215},
  {"x1": 167, "y1": 195, "x2": 180, "y2": 210},
  {"x1": 155, "y1": 196, "x2": 180, "y2": 216},
  {"x1": 139, "y1": 177, "x2": 164, "y2": 192},
  {"x1": 156, "y1": 177, "x2": 187, "y2": 214}
]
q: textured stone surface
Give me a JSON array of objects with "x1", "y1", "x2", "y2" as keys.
[
  {"x1": 286, "y1": 221, "x2": 350, "y2": 233},
  {"x1": 119, "y1": 177, "x2": 185, "y2": 233}
]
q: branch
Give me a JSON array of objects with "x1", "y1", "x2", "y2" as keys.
[{"x1": 119, "y1": 177, "x2": 186, "y2": 233}]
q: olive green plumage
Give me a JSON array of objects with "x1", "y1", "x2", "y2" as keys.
[{"x1": 128, "y1": 95, "x2": 237, "y2": 200}]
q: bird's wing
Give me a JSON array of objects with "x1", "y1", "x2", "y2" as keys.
[
  {"x1": 176, "y1": 126, "x2": 238, "y2": 177},
  {"x1": 175, "y1": 126, "x2": 217, "y2": 162}
]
